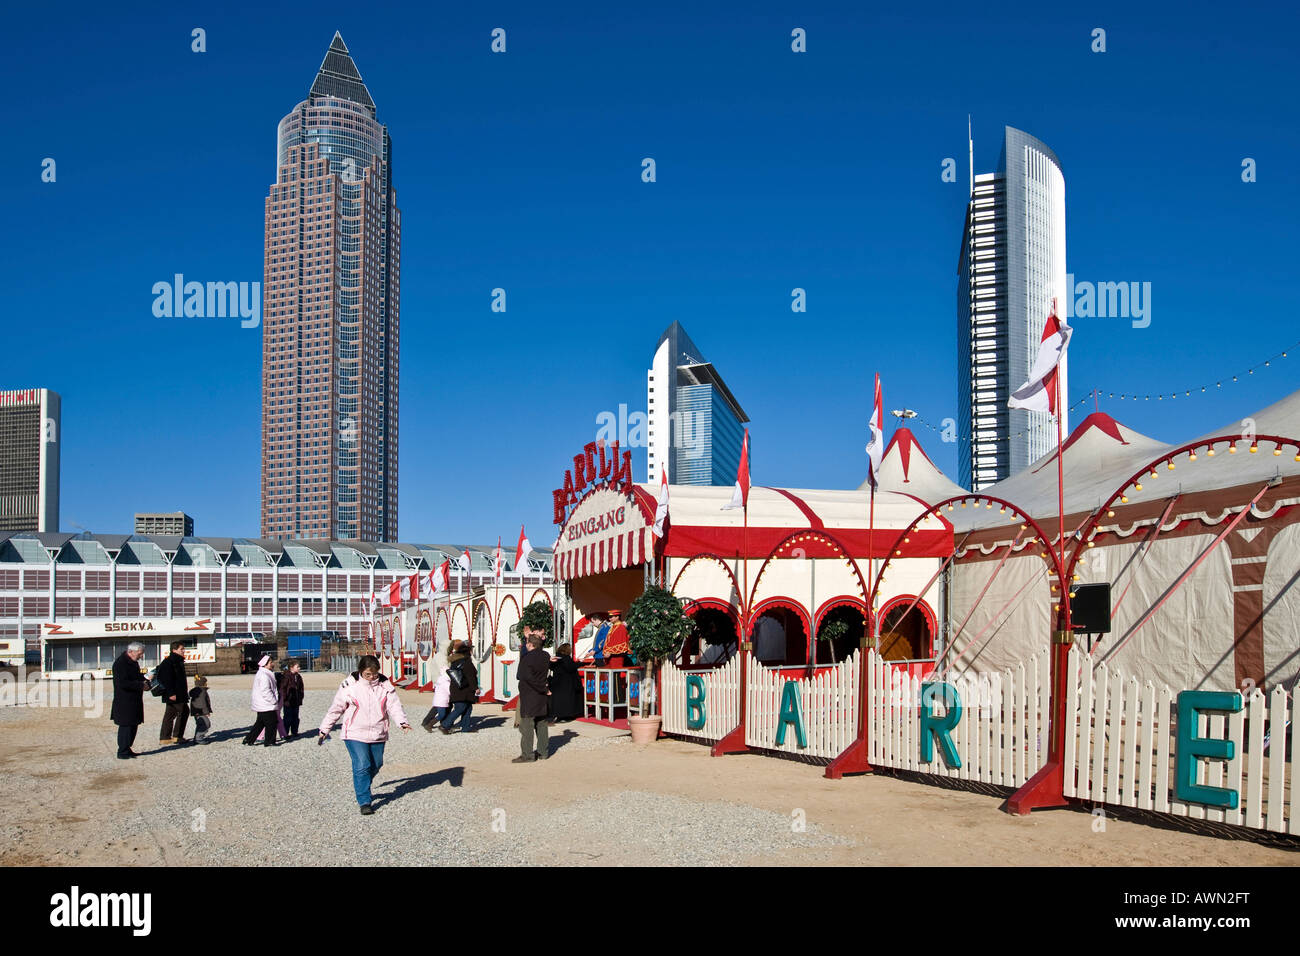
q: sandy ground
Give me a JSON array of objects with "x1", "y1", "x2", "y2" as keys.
[{"x1": 1, "y1": 671, "x2": 1296, "y2": 867}]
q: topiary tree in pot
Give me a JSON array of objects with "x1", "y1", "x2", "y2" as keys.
[
  {"x1": 519, "y1": 600, "x2": 554, "y2": 648},
  {"x1": 625, "y1": 586, "x2": 696, "y2": 742}
]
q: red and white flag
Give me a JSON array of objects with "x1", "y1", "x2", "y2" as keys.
[
  {"x1": 866, "y1": 373, "x2": 884, "y2": 492},
  {"x1": 368, "y1": 592, "x2": 379, "y2": 620},
  {"x1": 458, "y1": 549, "x2": 472, "y2": 575},
  {"x1": 431, "y1": 559, "x2": 451, "y2": 595},
  {"x1": 493, "y1": 538, "x2": 504, "y2": 583},
  {"x1": 1009, "y1": 306, "x2": 1072, "y2": 415},
  {"x1": 408, "y1": 573, "x2": 419, "y2": 603},
  {"x1": 653, "y1": 471, "x2": 670, "y2": 537},
  {"x1": 722, "y1": 428, "x2": 751, "y2": 511},
  {"x1": 515, "y1": 525, "x2": 533, "y2": 574},
  {"x1": 386, "y1": 579, "x2": 403, "y2": 607},
  {"x1": 419, "y1": 569, "x2": 435, "y2": 602}
]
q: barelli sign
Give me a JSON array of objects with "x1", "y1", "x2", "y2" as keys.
[{"x1": 553, "y1": 440, "x2": 634, "y2": 525}]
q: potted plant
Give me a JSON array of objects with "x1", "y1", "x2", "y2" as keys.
[
  {"x1": 625, "y1": 586, "x2": 695, "y2": 744},
  {"x1": 518, "y1": 601, "x2": 555, "y2": 648}
]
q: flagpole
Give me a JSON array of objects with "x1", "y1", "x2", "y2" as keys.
[
  {"x1": 1007, "y1": 303, "x2": 1072, "y2": 813},
  {"x1": 868, "y1": 485, "x2": 876, "y2": 650}
]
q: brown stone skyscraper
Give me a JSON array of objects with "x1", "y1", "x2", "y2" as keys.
[{"x1": 261, "y1": 33, "x2": 400, "y2": 541}]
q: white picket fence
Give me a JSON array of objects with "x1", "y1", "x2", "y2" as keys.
[
  {"x1": 660, "y1": 655, "x2": 742, "y2": 742},
  {"x1": 1062, "y1": 645, "x2": 1298, "y2": 834},
  {"x1": 745, "y1": 652, "x2": 861, "y2": 759},
  {"x1": 867, "y1": 649, "x2": 1051, "y2": 788}
]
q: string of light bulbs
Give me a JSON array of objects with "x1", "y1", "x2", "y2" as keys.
[
  {"x1": 1087, "y1": 338, "x2": 1297, "y2": 403},
  {"x1": 906, "y1": 338, "x2": 1297, "y2": 444},
  {"x1": 910, "y1": 395, "x2": 1093, "y2": 445}
]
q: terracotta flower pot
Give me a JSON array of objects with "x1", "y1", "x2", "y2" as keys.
[{"x1": 627, "y1": 715, "x2": 662, "y2": 744}]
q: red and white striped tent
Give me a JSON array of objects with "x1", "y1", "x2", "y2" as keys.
[{"x1": 552, "y1": 477, "x2": 954, "y2": 665}]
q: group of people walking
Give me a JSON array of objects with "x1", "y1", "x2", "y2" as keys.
[
  {"x1": 110, "y1": 643, "x2": 305, "y2": 758},
  {"x1": 110, "y1": 640, "x2": 216, "y2": 758},
  {"x1": 419, "y1": 640, "x2": 479, "y2": 734},
  {"x1": 241, "y1": 655, "x2": 305, "y2": 747},
  {"x1": 109, "y1": 630, "x2": 597, "y2": 813}
]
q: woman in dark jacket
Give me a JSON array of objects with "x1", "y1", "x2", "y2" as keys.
[
  {"x1": 548, "y1": 643, "x2": 584, "y2": 722},
  {"x1": 440, "y1": 641, "x2": 478, "y2": 733},
  {"x1": 279, "y1": 661, "x2": 306, "y2": 737}
]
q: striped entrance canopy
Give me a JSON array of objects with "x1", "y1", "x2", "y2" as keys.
[{"x1": 553, "y1": 485, "x2": 657, "y2": 582}]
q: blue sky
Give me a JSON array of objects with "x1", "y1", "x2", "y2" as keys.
[{"x1": 3, "y1": 0, "x2": 1298, "y2": 543}]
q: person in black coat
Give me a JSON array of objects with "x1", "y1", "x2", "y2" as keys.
[
  {"x1": 278, "y1": 661, "x2": 305, "y2": 737},
  {"x1": 513, "y1": 630, "x2": 551, "y2": 763},
  {"x1": 441, "y1": 642, "x2": 479, "y2": 733},
  {"x1": 547, "y1": 643, "x2": 583, "y2": 722},
  {"x1": 155, "y1": 641, "x2": 189, "y2": 745},
  {"x1": 111, "y1": 642, "x2": 149, "y2": 759}
]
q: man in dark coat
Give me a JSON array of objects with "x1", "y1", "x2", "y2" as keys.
[
  {"x1": 111, "y1": 642, "x2": 148, "y2": 759},
  {"x1": 513, "y1": 630, "x2": 551, "y2": 763},
  {"x1": 155, "y1": 640, "x2": 190, "y2": 745}
]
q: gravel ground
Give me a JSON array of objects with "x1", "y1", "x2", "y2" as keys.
[
  {"x1": 1, "y1": 682, "x2": 851, "y2": 867},
  {"x1": 5, "y1": 675, "x2": 1293, "y2": 867}
]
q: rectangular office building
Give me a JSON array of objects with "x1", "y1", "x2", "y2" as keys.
[{"x1": 0, "y1": 388, "x2": 60, "y2": 532}]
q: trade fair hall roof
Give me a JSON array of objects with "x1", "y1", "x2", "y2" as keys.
[{"x1": 0, "y1": 533, "x2": 552, "y2": 573}]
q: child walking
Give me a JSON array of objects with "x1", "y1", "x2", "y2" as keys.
[
  {"x1": 420, "y1": 667, "x2": 452, "y2": 732},
  {"x1": 189, "y1": 676, "x2": 214, "y2": 743}
]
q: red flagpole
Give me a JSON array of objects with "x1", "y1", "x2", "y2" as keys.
[
  {"x1": 1007, "y1": 311, "x2": 1072, "y2": 813},
  {"x1": 868, "y1": 485, "x2": 876, "y2": 650},
  {"x1": 712, "y1": 434, "x2": 751, "y2": 756}
]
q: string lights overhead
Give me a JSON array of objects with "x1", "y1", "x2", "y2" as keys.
[
  {"x1": 907, "y1": 338, "x2": 1297, "y2": 445},
  {"x1": 1092, "y1": 339, "x2": 1295, "y2": 403}
]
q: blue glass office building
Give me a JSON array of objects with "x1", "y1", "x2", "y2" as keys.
[{"x1": 647, "y1": 323, "x2": 749, "y2": 486}]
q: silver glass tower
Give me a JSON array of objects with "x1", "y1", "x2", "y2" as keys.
[{"x1": 957, "y1": 126, "x2": 1067, "y2": 490}]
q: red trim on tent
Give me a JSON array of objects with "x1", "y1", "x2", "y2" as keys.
[
  {"x1": 1032, "y1": 412, "x2": 1131, "y2": 473},
  {"x1": 662, "y1": 525, "x2": 950, "y2": 560},
  {"x1": 767, "y1": 487, "x2": 825, "y2": 529}
]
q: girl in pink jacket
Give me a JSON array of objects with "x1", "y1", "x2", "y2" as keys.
[{"x1": 318, "y1": 655, "x2": 410, "y2": 814}]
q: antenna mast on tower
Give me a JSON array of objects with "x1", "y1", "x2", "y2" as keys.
[{"x1": 968, "y1": 115, "x2": 974, "y2": 198}]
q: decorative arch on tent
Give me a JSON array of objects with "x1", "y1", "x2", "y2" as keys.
[
  {"x1": 1066, "y1": 433, "x2": 1300, "y2": 582},
  {"x1": 1066, "y1": 432, "x2": 1300, "y2": 677},
  {"x1": 473, "y1": 600, "x2": 493, "y2": 660},
  {"x1": 748, "y1": 529, "x2": 870, "y2": 618},
  {"x1": 418, "y1": 608, "x2": 434, "y2": 660},
  {"x1": 871, "y1": 493, "x2": 1067, "y2": 628},
  {"x1": 496, "y1": 594, "x2": 522, "y2": 645},
  {"x1": 671, "y1": 553, "x2": 741, "y2": 606},
  {"x1": 451, "y1": 603, "x2": 470, "y2": 647},
  {"x1": 812, "y1": 595, "x2": 869, "y2": 633}
]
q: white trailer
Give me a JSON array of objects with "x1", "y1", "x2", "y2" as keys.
[{"x1": 40, "y1": 618, "x2": 217, "y2": 680}]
